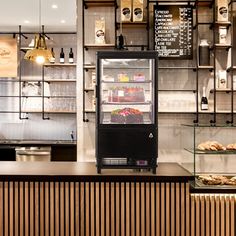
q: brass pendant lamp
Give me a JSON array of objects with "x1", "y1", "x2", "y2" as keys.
[{"x1": 24, "y1": 0, "x2": 53, "y2": 64}]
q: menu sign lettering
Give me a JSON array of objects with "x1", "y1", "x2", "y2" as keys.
[{"x1": 154, "y1": 5, "x2": 193, "y2": 59}]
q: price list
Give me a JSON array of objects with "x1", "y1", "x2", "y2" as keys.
[{"x1": 154, "y1": 5, "x2": 193, "y2": 59}]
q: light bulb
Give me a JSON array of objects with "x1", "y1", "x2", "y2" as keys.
[{"x1": 36, "y1": 55, "x2": 45, "y2": 64}]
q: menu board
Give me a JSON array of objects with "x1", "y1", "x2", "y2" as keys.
[{"x1": 154, "y1": 5, "x2": 193, "y2": 59}]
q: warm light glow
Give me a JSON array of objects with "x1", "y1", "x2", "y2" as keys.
[
  {"x1": 24, "y1": 20, "x2": 30, "y2": 24},
  {"x1": 24, "y1": 34, "x2": 53, "y2": 64},
  {"x1": 36, "y1": 55, "x2": 45, "y2": 64},
  {"x1": 60, "y1": 20, "x2": 66, "y2": 24},
  {"x1": 52, "y1": 4, "x2": 58, "y2": 9}
]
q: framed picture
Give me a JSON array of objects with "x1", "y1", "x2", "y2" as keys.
[{"x1": 0, "y1": 37, "x2": 17, "y2": 77}]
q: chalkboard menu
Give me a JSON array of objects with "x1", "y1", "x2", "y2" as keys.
[{"x1": 154, "y1": 5, "x2": 193, "y2": 59}]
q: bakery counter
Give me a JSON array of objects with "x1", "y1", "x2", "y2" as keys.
[{"x1": 0, "y1": 162, "x2": 192, "y2": 182}]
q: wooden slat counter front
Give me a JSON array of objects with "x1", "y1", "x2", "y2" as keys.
[{"x1": 0, "y1": 162, "x2": 228, "y2": 236}]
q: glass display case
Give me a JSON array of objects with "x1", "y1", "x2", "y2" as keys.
[
  {"x1": 96, "y1": 51, "x2": 158, "y2": 173},
  {"x1": 182, "y1": 124, "x2": 236, "y2": 191}
]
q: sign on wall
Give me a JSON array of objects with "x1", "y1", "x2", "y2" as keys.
[
  {"x1": 0, "y1": 37, "x2": 17, "y2": 77},
  {"x1": 154, "y1": 5, "x2": 193, "y2": 59}
]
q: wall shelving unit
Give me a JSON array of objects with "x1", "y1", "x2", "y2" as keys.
[{"x1": 0, "y1": 26, "x2": 77, "y2": 120}]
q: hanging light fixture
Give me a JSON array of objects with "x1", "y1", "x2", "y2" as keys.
[{"x1": 24, "y1": 0, "x2": 53, "y2": 64}]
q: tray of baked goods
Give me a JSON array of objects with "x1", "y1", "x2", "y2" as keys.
[
  {"x1": 197, "y1": 175, "x2": 236, "y2": 187},
  {"x1": 196, "y1": 141, "x2": 236, "y2": 154}
]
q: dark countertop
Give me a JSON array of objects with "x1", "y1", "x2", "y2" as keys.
[
  {"x1": 0, "y1": 162, "x2": 193, "y2": 182},
  {"x1": 0, "y1": 140, "x2": 76, "y2": 145}
]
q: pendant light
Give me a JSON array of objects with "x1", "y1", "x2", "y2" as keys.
[{"x1": 24, "y1": 0, "x2": 53, "y2": 64}]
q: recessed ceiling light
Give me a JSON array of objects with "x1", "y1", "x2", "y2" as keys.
[
  {"x1": 24, "y1": 20, "x2": 30, "y2": 24},
  {"x1": 60, "y1": 20, "x2": 66, "y2": 24},
  {"x1": 52, "y1": 4, "x2": 58, "y2": 9}
]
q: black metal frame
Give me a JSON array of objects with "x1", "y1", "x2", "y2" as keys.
[{"x1": 95, "y1": 50, "x2": 158, "y2": 174}]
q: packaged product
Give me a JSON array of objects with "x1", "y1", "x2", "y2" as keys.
[
  {"x1": 95, "y1": 18, "x2": 106, "y2": 44},
  {"x1": 121, "y1": 0, "x2": 132, "y2": 22}
]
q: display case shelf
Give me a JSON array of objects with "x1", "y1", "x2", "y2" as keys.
[
  {"x1": 101, "y1": 80, "x2": 152, "y2": 84},
  {"x1": 102, "y1": 101, "x2": 151, "y2": 105},
  {"x1": 184, "y1": 148, "x2": 236, "y2": 155},
  {"x1": 158, "y1": 66, "x2": 196, "y2": 70}
]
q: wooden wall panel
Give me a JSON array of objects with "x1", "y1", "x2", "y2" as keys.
[{"x1": 0, "y1": 181, "x2": 235, "y2": 236}]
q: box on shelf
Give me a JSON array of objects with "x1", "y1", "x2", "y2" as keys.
[
  {"x1": 217, "y1": 70, "x2": 227, "y2": 89},
  {"x1": 95, "y1": 18, "x2": 106, "y2": 44},
  {"x1": 216, "y1": 0, "x2": 228, "y2": 22},
  {"x1": 121, "y1": 0, "x2": 132, "y2": 22},
  {"x1": 133, "y1": 0, "x2": 143, "y2": 22},
  {"x1": 219, "y1": 26, "x2": 227, "y2": 44}
]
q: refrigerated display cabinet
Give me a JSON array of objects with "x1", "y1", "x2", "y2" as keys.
[{"x1": 96, "y1": 51, "x2": 158, "y2": 173}]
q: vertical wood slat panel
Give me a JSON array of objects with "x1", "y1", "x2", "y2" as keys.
[
  {"x1": 190, "y1": 194, "x2": 236, "y2": 236},
  {"x1": 1, "y1": 180, "x2": 236, "y2": 236}
]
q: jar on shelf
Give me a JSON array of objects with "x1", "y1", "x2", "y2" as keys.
[{"x1": 199, "y1": 39, "x2": 210, "y2": 66}]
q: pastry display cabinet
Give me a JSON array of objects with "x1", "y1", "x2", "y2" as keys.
[
  {"x1": 96, "y1": 51, "x2": 158, "y2": 173},
  {"x1": 182, "y1": 124, "x2": 236, "y2": 192}
]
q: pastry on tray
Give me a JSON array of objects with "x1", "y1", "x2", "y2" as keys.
[
  {"x1": 197, "y1": 141, "x2": 226, "y2": 151},
  {"x1": 226, "y1": 143, "x2": 236, "y2": 150},
  {"x1": 198, "y1": 175, "x2": 228, "y2": 185}
]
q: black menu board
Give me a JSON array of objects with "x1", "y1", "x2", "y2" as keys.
[{"x1": 154, "y1": 5, "x2": 193, "y2": 59}]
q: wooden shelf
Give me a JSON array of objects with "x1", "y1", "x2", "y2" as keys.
[
  {"x1": 84, "y1": 64, "x2": 96, "y2": 70},
  {"x1": 85, "y1": 110, "x2": 96, "y2": 113},
  {"x1": 84, "y1": 44, "x2": 115, "y2": 49},
  {"x1": 84, "y1": 88, "x2": 95, "y2": 92},
  {"x1": 44, "y1": 79, "x2": 76, "y2": 82},
  {"x1": 83, "y1": 0, "x2": 116, "y2": 8},
  {"x1": 44, "y1": 63, "x2": 76, "y2": 67},
  {"x1": 198, "y1": 65, "x2": 214, "y2": 70},
  {"x1": 116, "y1": 22, "x2": 148, "y2": 28}
]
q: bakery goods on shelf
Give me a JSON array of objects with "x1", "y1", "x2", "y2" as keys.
[
  {"x1": 133, "y1": 73, "x2": 145, "y2": 82},
  {"x1": 111, "y1": 107, "x2": 143, "y2": 124},
  {"x1": 198, "y1": 175, "x2": 236, "y2": 185},
  {"x1": 108, "y1": 87, "x2": 145, "y2": 103},
  {"x1": 226, "y1": 143, "x2": 236, "y2": 150},
  {"x1": 197, "y1": 141, "x2": 226, "y2": 151}
]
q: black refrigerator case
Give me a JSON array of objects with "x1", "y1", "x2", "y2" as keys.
[{"x1": 96, "y1": 51, "x2": 158, "y2": 173}]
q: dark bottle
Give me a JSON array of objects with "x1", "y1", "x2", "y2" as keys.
[
  {"x1": 69, "y1": 48, "x2": 74, "y2": 63},
  {"x1": 60, "y1": 48, "x2": 65, "y2": 63},
  {"x1": 49, "y1": 48, "x2": 55, "y2": 64},
  {"x1": 199, "y1": 39, "x2": 210, "y2": 66},
  {"x1": 201, "y1": 86, "x2": 208, "y2": 110}
]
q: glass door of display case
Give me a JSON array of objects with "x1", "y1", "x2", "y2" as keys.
[
  {"x1": 96, "y1": 51, "x2": 158, "y2": 174},
  {"x1": 99, "y1": 57, "x2": 155, "y2": 125}
]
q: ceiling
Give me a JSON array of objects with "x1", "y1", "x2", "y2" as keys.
[{"x1": 0, "y1": 0, "x2": 77, "y2": 32}]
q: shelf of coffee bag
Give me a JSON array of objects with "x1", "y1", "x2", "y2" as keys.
[
  {"x1": 83, "y1": 0, "x2": 116, "y2": 8},
  {"x1": 214, "y1": 44, "x2": 232, "y2": 49},
  {"x1": 116, "y1": 22, "x2": 148, "y2": 28},
  {"x1": 84, "y1": 44, "x2": 115, "y2": 49},
  {"x1": 214, "y1": 21, "x2": 231, "y2": 27}
]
